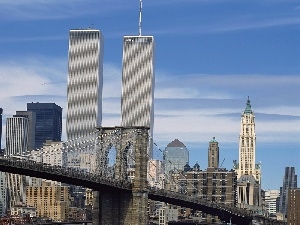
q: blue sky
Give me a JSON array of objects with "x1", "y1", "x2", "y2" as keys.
[{"x1": 0, "y1": 0, "x2": 300, "y2": 190}]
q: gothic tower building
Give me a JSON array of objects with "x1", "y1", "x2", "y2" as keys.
[
  {"x1": 208, "y1": 137, "x2": 219, "y2": 168},
  {"x1": 235, "y1": 97, "x2": 262, "y2": 210},
  {"x1": 237, "y1": 97, "x2": 261, "y2": 183}
]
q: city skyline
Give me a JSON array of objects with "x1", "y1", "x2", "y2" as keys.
[{"x1": 0, "y1": 0, "x2": 299, "y2": 190}]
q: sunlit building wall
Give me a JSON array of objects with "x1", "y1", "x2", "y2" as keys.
[
  {"x1": 66, "y1": 29, "x2": 103, "y2": 142},
  {"x1": 234, "y1": 98, "x2": 262, "y2": 210},
  {"x1": 208, "y1": 137, "x2": 219, "y2": 168},
  {"x1": 5, "y1": 116, "x2": 29, "y2": 208},
  {"x1": 262, "y1": 189, "x2": 280, "y2": 215},
  {"x1": 26, "y1": 181, "x2": 70, "y2": 221},
  {"x1": 121, "y1": 36, "x2": 155, "y2": 157}
]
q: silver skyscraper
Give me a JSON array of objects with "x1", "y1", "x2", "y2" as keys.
[
  {"x1": 67, "y1": 29, "x2": 103, "y2": 141},
  {"x1": 121, "y1": 36, "x2": 155, "y2": 156}
]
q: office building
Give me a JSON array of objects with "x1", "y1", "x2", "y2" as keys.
[
  {"x1": 278, "y1": 167, "x2": 297, "y2": 217},
  {"x1": 164, "y1": 139, "x2": 189, "y2": 175},
  {"x1": 159, "y1": 204, "x2": 178, "y2": 225},
  {"x1": 5, "y1": 116, "x2": 30, "y2": 209},
  {"x1": 5, "y1": 116, "x2": 29, "y2": 156},
  {"x1": 121, "y1": 35, "x2": 155, "y2": 157},
  {"x1": 287, "y1": 188, "x2": 300, "y2": 225},
  {"x1": 66, "y1": 29, "x2": 103, "y2": 141},
  {"x1": 177, "y1": 167, "x2": 236, "y2": 206},
  {"x1": 147, "y1": 159, "x2": 164, "y2": 187},
  {"x1": 208, "y1": 137, "x2": 219, "y2": 168},
  {"x1": 262, "y1": 189, "x2": 280, "y2": 216},
  {"x1": 26, "y1": 181, "x2": 71, "y2": 221},
  {"x1": 15, "y1": 111, "x2": 36, "y2": 151},
  {"x1": 40, "y1": 140, "x2": 67, "y2": 167},
  {"x1": 27, "y1": 102, "x2": 62, "y2": 149},
  {"x1": 0, "y1": 172, "x2": 7, "y2": 216},
  {"x1": 0, "y1": 108, "x2": 2, "y2": 149},
  {"x1": 236, "y1": 97, "x2": 261, "y2": 182},
  {"x1": 234, "y1": 97, "x2": 262, "y2": 210}
]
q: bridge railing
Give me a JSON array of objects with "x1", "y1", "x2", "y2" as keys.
[
  {"x1": 148, "y1": 186, "x2": 255, "y2": 219},
  {"x1": 0, "y1": 157, "x2": 132, "y2": 190}
]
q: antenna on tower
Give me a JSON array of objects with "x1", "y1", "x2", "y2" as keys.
[{"x1": 139, "y1": 0, "x2": 142, "y2": 36}]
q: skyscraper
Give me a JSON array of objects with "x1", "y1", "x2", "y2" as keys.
[
  {"x1": 163, "y1": 139, "x2": 189, "y2": 175},
  {"x1": 5, "y1": 116, "x2": 29, "y2": 156},
  {"x1": 235, "y1": 97, "x2": 262, "y2": 210},
  {"x1": 121, "y1": 35, "x2": 155, "y2": 157},
  {"x1": 5, "y1": 116, "x2": 29, "y2": 208},
  {"x1": 15, "y1": 111, "x2": 36, "y2": 151},
  {"x1": 67, "y1": 29, "x2": 103, "y2": 141},
  {"x1": 208, "y1": 137, "x2": 219, "y2": 168},
  {"x1": 27, "y1": 102, "x2": 62, "y2": 149},
  {"x1": 0, "y1": 108, "x2": 2, "y2": 150},
  {"x1": 287, "y1": 188, "x2": 300, "y2": 225},
  {"x1": 236, "y1": 97, "x2": 261, "y2": 183},
  {"x1": 0, "y1": 172, "x2": 6, "y2": 216},
  {"x1": 278, "y1": 167, "x2": 297, "y2": 217}
]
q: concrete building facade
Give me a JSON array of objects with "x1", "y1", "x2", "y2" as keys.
[
  {"x1": 5, "y1": 116, "x2": 29, "y2": 156},
  {"x1": 0, "y1": 172, "x2": 7, "y2": 216},
  {"x1": 208, "y1": 137, "x2": 219, "y2": 168},
  {"x1": 5, "y1": 116, "x2": 29, "y2": 208},
  {"x1": 176, "y1": 167, "x2": 237, "y2": 206},
  {"x1": 234, "y1": 98, "x2": 262, "y2": 210},
  {"x1": 0, "y1": 108, "x2": 2, "y2": 150},
  {"x1": 15, "y1": 111, "x2": 36, "y2": 151},
  {"x1": 262, "y1": 189, "x2": 280, "y2": 216},
  {"x1": 26, "y1": 181, "x2": 71, "y2": 221},
  {"x1": 236, "y1": 97, "x2": 261, "y2": 182},
  {"x1": 287, "y1": 188, "x2": 300, "y2": 225}
]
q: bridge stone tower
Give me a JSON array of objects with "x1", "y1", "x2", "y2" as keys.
[{"x1": 92, "y1": 127, "x2": 149, "y2": 225}]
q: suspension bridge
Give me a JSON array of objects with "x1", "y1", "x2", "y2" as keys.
[{"x1": 0, "y1": 127, "x2": 286, "y2": 225}]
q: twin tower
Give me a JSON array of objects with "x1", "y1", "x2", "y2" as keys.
[{"x1": 66, "y1": 29, "x2": 155, "y2": 157}]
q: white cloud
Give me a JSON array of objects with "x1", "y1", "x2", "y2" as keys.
[
  {"x1": 0, "y1": 0, "x2": 134, "y2": 20},
  {"x1": 1, "y1": 57, "x2": 299, "y2": 151}
]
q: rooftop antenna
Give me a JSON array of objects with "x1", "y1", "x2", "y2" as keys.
[{"x1": 139, "y1": 0, "x2": 142, "y2": 36}]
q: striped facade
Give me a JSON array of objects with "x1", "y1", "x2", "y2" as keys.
[
  {"x1": 121, "y1": 36, "x2": 155, "y2": 157},
  {"x1": 5, "y1": 116, "x2": 29, "y2": 208},
  {"x1": 5, "y1": 116, "x2": 29, "y2": 156},
  {"x1": 67, "y1": 29, "x2": 103, "y2": 141}
]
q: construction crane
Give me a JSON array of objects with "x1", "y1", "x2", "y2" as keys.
[{"x1": 220, "y1": 158, "x2": 225, "y2": 168}]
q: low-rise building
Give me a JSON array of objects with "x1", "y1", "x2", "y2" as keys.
[
  {"x1": 176, "y1": 165, "x2": 237, "y2": 207},
  {"x1": 287, "y1": 188, "x2": 300, "y2": 225},
  {"x1": 26, "y1": 181, "x2": 71, "y2": 221}
]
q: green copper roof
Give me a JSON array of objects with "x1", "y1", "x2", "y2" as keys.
[
  {"x1": 244, "y1": 96, "x2": 253, "y2": 114},
  {"x1": 210, "y1": 137, "x2": 218, "y2": 143}
]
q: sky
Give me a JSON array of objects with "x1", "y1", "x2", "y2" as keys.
[{"x1": 0, "y1": 0, "x2": 300, "y2": 190}]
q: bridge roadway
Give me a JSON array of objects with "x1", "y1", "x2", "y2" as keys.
[{"x1": 0, "y1": 157, "x2": 286, "y2": 225}]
